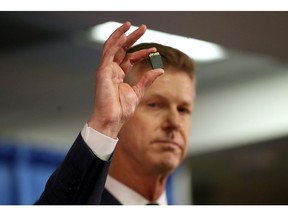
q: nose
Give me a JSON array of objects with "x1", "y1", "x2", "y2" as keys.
[{"x1": 162, "y1": 107, "x2": 181, "y2": 133}]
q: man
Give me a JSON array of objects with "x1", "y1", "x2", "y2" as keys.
[{"x1": 35, "y1": 21, "x2": 196, "y2": 205}]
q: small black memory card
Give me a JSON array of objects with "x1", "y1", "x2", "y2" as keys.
[{"x1": 149, "y1": 52, "x2": 164, "y2": 69}]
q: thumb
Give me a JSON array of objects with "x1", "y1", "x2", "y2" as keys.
[{"x1": 132, "y1": 68, "x2": 164, "y2": 99}]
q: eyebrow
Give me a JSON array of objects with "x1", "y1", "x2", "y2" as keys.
[{"x1": 144, "y1": 93, "x2": 193, "y2": 106}]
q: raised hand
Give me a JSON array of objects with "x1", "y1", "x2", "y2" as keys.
[{"x1": 88, "y1": 22, "x2": 164, "y2": 138}]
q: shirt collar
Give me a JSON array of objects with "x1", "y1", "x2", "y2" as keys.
[{"x1": 105, "y1": 175, "x2": 168, "y2": 205}]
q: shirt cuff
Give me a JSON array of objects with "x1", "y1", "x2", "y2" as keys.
[{"x1": 81, "y1": 123, "x2": 118, "y2": 161}]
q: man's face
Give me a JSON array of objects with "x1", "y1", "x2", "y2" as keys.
[{"x1": 117, "y1": 67, "x2": 195, "y2": 175}]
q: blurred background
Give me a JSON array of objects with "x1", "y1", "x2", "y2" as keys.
[{"x1": 0, "y1": 11, "x2": 288, "y2": 205}]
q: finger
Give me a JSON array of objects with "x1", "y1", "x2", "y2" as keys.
[
  {"x1": 132, "y1": 69, "x2": 164, "y2": 99},
  {"x1": 101, "y1": 33, "x2": 127, "y2": 65},
  {"x1": 103, "y1": 21, "x2": 131, "y2": 54},
  {"x1": 122, "y1": 24, "x2": 147, "y2": 51},
  {"x1": 120, "y1": 47, "x2": 157, "y2": 72},
  {"x1": 100, "y1": 22, "x2": 132, "y2": 65},
  {"x1": 113, "y1": 24, "x2": 148, "y2": 64}
]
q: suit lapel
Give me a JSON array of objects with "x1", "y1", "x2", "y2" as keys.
[{"x1": 100, "y1": 188, "x2": 122, "y2": 205}]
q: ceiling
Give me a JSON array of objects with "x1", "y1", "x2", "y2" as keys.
[
  {"x1": 1, "y1": 11, "x2": 288, "y2": 154},
  {"x1": 1, "y1": 11, "x2": 288, "y2": 60}
]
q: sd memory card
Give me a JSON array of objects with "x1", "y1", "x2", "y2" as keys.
[{"x1": 149, "y1": 52, "x2": 164, "y2": 69}]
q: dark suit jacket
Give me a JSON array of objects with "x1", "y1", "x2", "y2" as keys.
[{"x1": 35, "y1": 134, "x2": 121, "y2": 205}]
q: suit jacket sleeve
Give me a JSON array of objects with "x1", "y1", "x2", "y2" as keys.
[{"x1": 35, "y1": 133, "x2": 112, "y2": 205}]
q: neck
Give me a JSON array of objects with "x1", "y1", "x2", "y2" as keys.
[{"x1": 109, "y1": 155, "x2": 169, "y2": 202}]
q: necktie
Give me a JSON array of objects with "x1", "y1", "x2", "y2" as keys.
[{"x1": 146, "y1": 202, "x2": 159, "y2": 205}]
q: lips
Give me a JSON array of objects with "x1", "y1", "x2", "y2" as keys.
[{"x1": 153, "y1": 139, "x2": 182, "y2": 148}]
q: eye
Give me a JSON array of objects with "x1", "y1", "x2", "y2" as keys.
[
  {"x1": 178, "y1": 107, "x2": 191, "y2": 114},
  {"x1": 147, "y1": 102, "x2": 158, "y2": 108}
]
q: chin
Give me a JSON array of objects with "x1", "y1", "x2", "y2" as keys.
[
  {"x1": 150, "y1": 152, "x2": 182, "y2": 173},
  {"x1": 158, "y1": 159, "x2": 180, "y2": 173}
]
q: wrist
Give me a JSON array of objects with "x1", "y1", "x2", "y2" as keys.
[{"x1": 87, "y1": 116, "x2": 123, "y2": 139}]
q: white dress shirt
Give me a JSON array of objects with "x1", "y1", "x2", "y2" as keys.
[{"x1": 105, "y1": 175, "x2": 167, "y2": 205}]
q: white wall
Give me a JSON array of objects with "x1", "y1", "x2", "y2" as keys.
[{"x1": 189, "y1": 68, "x2": 288, "y2": 155}]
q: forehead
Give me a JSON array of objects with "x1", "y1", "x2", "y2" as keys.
[{"x1": 143, "y1": 70, "x2": 195, "y2": 104}]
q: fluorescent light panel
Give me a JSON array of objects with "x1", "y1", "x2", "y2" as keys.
[{"x1": 88, "y1": 21, "x2": 227, "y2": 63}]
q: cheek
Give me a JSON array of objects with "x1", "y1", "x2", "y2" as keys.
[
  {"x1": 181, "y1": 120, "x2": 192, "y2": 150},
  {"x1": 181, "y1": 117, "x2": 192, "y2": 133},
  {"x1": 119, "y1": 115, "x2": 154, "y2": 140},
  {"x1": 133, "y1": 118, "x2": 156, "y2": 137},
  {"x1": 185, "y1": 123, "x2": 192, "y2": 138}
]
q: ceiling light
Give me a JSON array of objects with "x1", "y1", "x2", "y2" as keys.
[{"x1": 88, "y1": 21, "x2": 227, "y2": 63}]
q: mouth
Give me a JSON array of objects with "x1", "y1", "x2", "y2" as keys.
[{"x1": 153, "y1": 140, "x2": 182, "y2": 148}]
